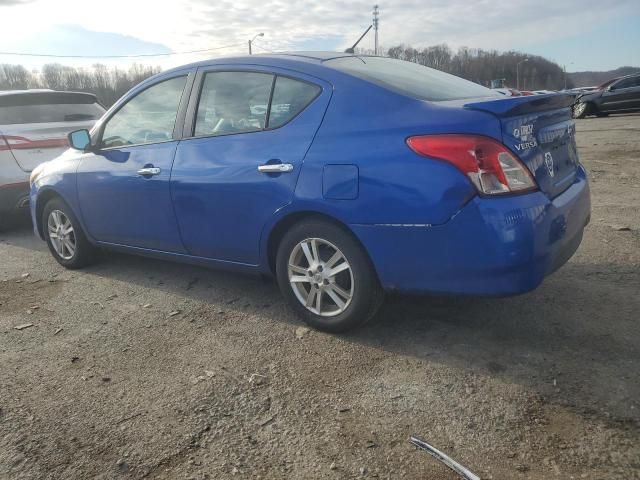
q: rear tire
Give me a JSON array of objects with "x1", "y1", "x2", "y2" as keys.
[
  {"x1": 42, "y1": 198, "x2": 98, "y2": 269},
  {"x1": 275, "y1": 219, "x2": 384, "y2": 332}
]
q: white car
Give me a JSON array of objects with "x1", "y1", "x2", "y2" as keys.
[{"x1": 0, "y1": 90, "x2": 105, "y2": 227}]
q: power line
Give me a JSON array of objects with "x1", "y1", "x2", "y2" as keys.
[{"x1": 0, "y1": 43, "x2": 246, "y2": 59}]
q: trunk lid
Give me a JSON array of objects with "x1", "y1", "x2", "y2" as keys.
[
  {"x1": 464, "y1": 93, "x2": 580, "y2": 199},
  {"x1": 0, "y1": 91, "x2": 104, "y2": 172},
  {"x1": 0, "y1": 121, "x2": 95, "y2": 172}
]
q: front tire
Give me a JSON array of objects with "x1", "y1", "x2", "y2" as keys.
[
  {"x1": 275, "y1": 219, "x2": 384, "y2": 332},
  {"x1": 573, "y1": 102, "x2": 591, "y2": 119},
  {"x1": 42, "y1": 198, "x2": 98, "y2": 269}
]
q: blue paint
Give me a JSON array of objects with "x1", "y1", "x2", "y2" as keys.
[
  {"x1": 31, "y1": 53, "x2": 591, "y2": 296},
  {"x1": 323, "y1": 165, "x2": 358, "y2": 200}
]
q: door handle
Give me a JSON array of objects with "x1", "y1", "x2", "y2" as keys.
[
  {"x1": 258, "y1": 163, "x2": 294, "y2": 173},
  {"x1": 137, "y1": 167, "x2": 161, "y2": 176}
]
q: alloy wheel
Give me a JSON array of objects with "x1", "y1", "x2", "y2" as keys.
[
  {"x1": 288, "y1": 238, "x2": 354, "y2": 317},
  {"x1": 47, "y1": 209, "x2": 76, "y2": 260}
]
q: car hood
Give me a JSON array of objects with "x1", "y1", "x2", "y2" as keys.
[{"x1": 577, "y1": 89, "x2": 603, "y2": 101}]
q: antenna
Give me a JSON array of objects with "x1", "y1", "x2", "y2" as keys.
[
  {"x1": 373, "y1": 5, "x2": 379, "y2": 55},
  {"x1": 344, "y1": 25, "x2": 373, "y2": 54}
]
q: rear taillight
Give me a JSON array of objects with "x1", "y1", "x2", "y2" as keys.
[
  {"x1": 406, "y1": 134, "x2": 537, "y2": 195},
  {"x1": 0, "y1": 135, "x2": 68, "y2": 151}
]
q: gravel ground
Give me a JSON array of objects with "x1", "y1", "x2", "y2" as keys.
[{"x1": 1, "y1": 114, "x2": 639, "y2": 480}]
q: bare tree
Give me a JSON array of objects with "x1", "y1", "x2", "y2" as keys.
[
  {"x1": 0, "y1": 64, "x2": 31, "y2": 89},
  {"x1": 382, "y1": 44, "x2": 571, "y2": 90},
  {"x1": 0, "y1": 63, "x2": 162, "y2": 106}
]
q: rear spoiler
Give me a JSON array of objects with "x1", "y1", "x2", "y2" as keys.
[
  {"x1": 0, "y1": 91, "x2": 99, "y2": 107},
  {"x1": 463, "y1": 93, "x2": 577, "y2": 117}
]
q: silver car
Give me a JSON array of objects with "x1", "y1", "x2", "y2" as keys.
[{"x1": 0, "y1": 90, "x2": 105, "y2": 227}]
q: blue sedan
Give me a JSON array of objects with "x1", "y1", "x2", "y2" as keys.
[{"x1": 30, "y1": 52, "x2": 591, "y2": 332}]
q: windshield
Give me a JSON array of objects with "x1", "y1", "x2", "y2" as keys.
[
  {"x1": 325, "y1": 56, "x2": 499, "y2": 101},
  {"x1": 597, "y1": 78, "x2": 619, "y2": 90}
]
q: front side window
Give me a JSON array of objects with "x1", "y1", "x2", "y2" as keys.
[
  {"x1": 612, "y1": 77, "x2": 640, "y2": 90},
  {"x1": 101, "y1": 76, "x2": 187, "y2": 148},
  {"x1": 268, "y1": 76, "x2": 321, "y2": 129},
  {"x1": 194, "y1": 72, "x2": 273, "y2": 137}
]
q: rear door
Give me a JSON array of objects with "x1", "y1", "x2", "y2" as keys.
[
  {"x1": 599, "y1": 76, "x2": 640, "y2": 112},
  {"x1": 171, "y1": 67, "x2": 331, "y2": 264},
  {"x1": 77, "y1": 73, "x2": 193, "y2": 252},
  {"x1": 0, "y1": 92, "x2": 104, "y2": 171}
]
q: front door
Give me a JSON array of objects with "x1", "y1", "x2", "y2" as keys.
[
  {"x1": 600, "y1": 76, "x2": 640, "y2": 112},
  {"x1": 77, "y1": 74, "x2": 191, "y2": 252},
  {"x1": 171, "y1": 68, "x2": 331, "y2": 264}
]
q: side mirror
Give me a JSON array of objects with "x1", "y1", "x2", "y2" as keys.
[{"x1": 68, "y1": 129, "x2": 92, "y2": 152}]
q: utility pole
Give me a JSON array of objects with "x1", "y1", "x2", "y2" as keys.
[
  {"x1": 248, "y1": 32, "x2": 264, "y2": 55},
  {"x1": 373, "y1": 5, "x2": 379, "y2": 55},
  {"x1": 563, "y1": 62, "x2": 574, "y2": 90},
  {"x1": 516, "y1": 57, "x2": 528, "y2": 90}
]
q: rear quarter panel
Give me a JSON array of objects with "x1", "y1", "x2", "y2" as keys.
[{"x1": 292, "y1": 76, "x2": 502, "y2": 226}]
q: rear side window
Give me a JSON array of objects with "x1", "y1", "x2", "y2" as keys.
[
  {"x1": 268, "y1": 76, "x2": 321, "y2": 128},
  {"x1": 325, "y1": 56, "x2": 498, "y2": 101},
  {"x1": 0, "y1": 94, "x2": 104, "y2": 125},
  {"x1": 101, "y1": 76, "x2": 187, "y2": 148},
  {"x1": 193, "y1": 72, "x2": 321, "y2": 137},
  {"x1": 194, "y1": 72, "x2": 273, "y2": 137}
]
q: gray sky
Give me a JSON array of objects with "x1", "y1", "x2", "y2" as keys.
[{"x1": 0, "y1": 0, "x2": 638, "y2": 71}]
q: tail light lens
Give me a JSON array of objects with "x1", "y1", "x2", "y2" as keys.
[
  {"x1": 0, "y1": 135, "x2": 31, "y2": 151},
  {"x1": 406, "y1": 134, "x2": 537, "y2": 195},
  {"x1": 0, "y1": 135, "x2": 68, "y2": 151}
]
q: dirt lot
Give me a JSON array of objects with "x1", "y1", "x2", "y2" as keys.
[{"x1": 1, "y1": 114, "x2": 639, "y2": 480}]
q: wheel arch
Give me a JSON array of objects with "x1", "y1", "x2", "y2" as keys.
[
  {"x1": 34, "y1": 188, "x2": 63, "y2": 239},
  {"x1": 34, "y1": 188, "x2": 82, "y2": 240},
  {"x1": 263, "y1": 210, "x2": 377, "y2": 279}
]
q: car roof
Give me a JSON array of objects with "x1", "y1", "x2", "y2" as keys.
[
  {"x1": 160, "y1": 51, "x2": 368, "y2": 76},
  {"x1": 207, "y1": 51, "x2": 358, "y2": 64},
  {"x1": 271, "y1": 51, "x2": 362, "y2": 61}
]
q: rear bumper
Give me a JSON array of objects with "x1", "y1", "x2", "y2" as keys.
[
  {"x1": 351, "y1": 166, "x2": 591, "y2": 296},
  {"x1": 0, "y1": 181, "x2": 30, "y2": 215}
]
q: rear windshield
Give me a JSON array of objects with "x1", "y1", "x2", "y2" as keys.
[
  {"x1": 0, "y1": 93, "x2": 105, "y2": 125},
  {"x1": 325, "y1": 56, "x2": 498, "y2": 102}
]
